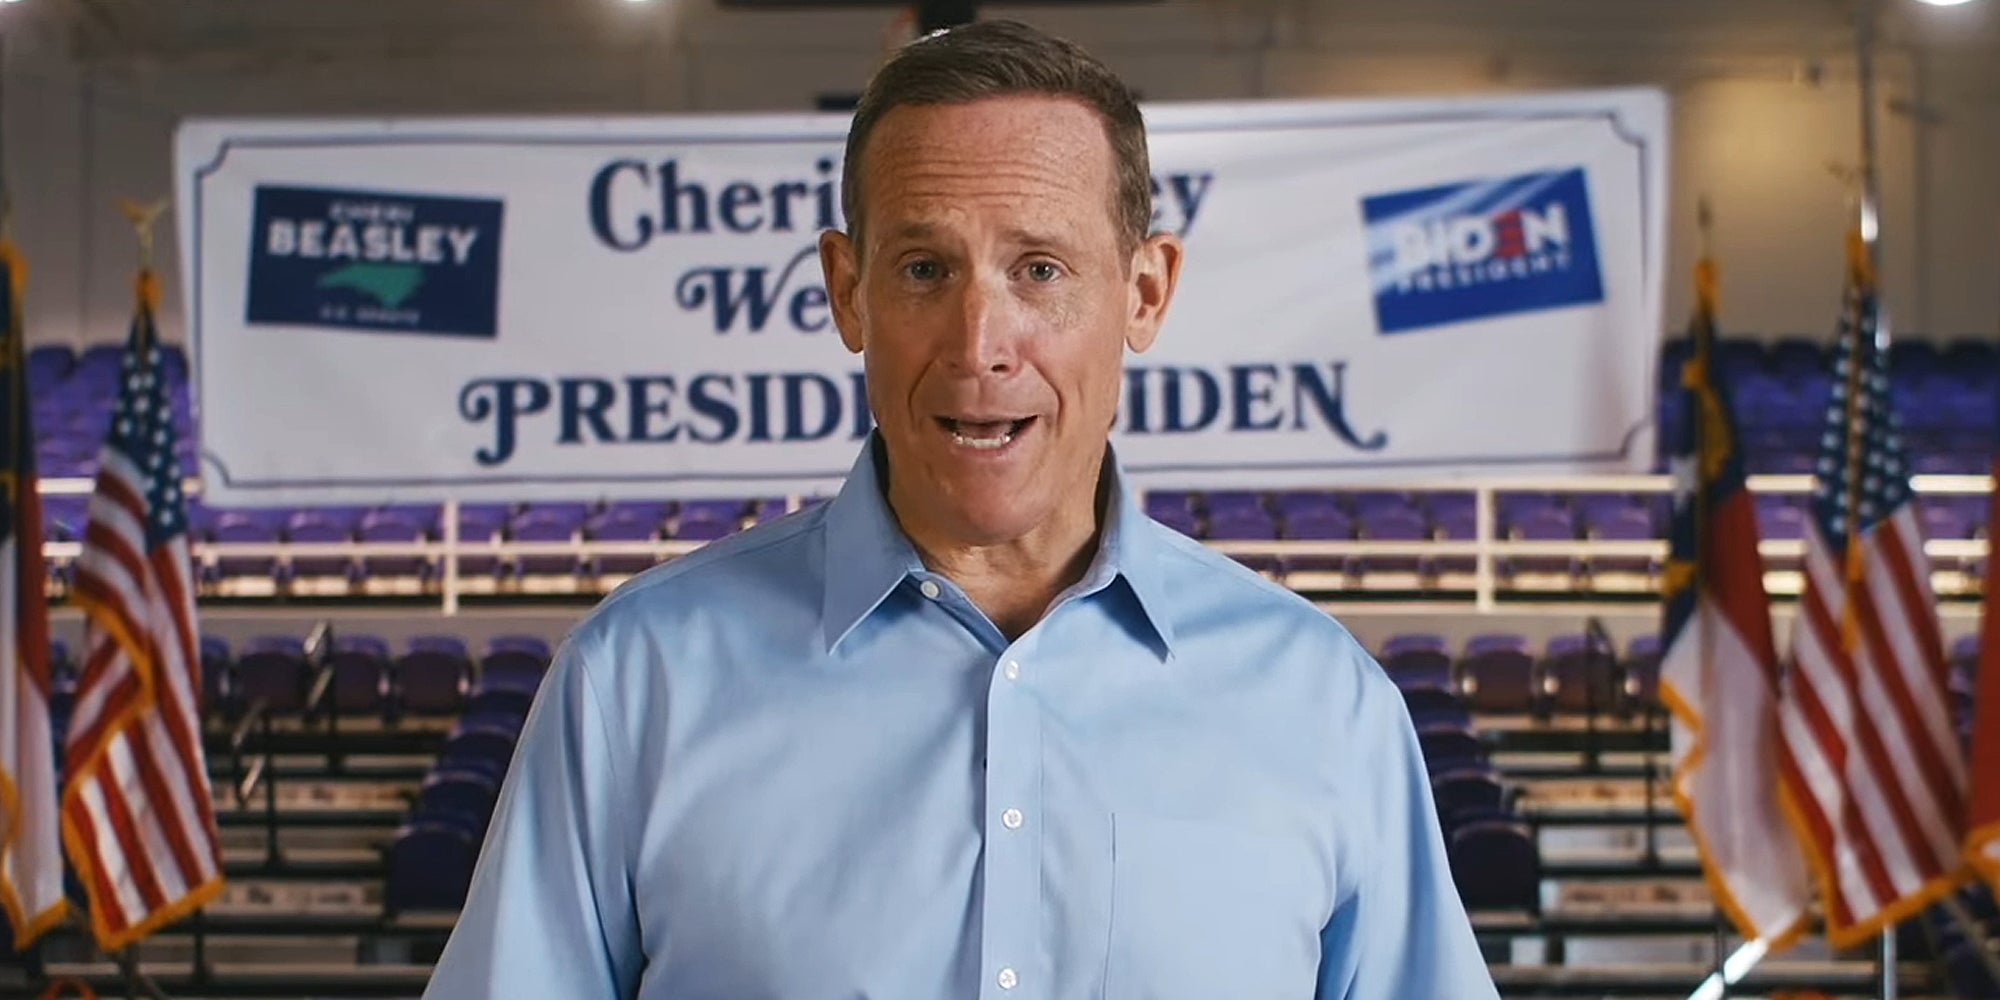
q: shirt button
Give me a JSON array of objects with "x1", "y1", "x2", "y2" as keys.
[
  {"x1": 919, "y1": 580, "x2": 941, "y2": 600},
  {"x1": 997, "y1": 968, "x2": 1019, "y2": 990},
  {"x1": 1001, "y1": 807, "x2": 1024, "y2": 830},
  {"x1": 1002, "y1": 660, "x2": 1021, "y2": 681}
]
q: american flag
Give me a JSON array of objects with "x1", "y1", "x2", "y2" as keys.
[
  {"x1": 0, "y1": 242, "x2": 66, "y2": 947},
  {"x1": 1968, "y1": 459, "x2": 2000, "y2": 894},
  {"x1": 1776, "y1": 237, "x2": 1967, "y2": 948},
  {"x1": 61, "y1": 272, "x2": 223, "y2": 950}
]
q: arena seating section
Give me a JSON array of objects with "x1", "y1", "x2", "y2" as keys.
[
  {"x1": 17, "y1": 336, "x2": 2000, "y2": 596},
  {"x1": 5, "y1": 335, "x2": 1997, "y2": 998}
]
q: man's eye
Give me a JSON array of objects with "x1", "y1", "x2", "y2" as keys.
[
  {"x1": 905, "y1": 260, "x2": 943, "y2": 282},
  {"x1": 1025, "y1": 262, "x2": 1062, "y2": 282}
]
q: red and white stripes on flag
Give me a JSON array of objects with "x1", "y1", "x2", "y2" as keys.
[
  {"x1": 1966, "y1": 460, "x2": 2000, "y2": 894},
  {"x1": 1657, "y1": 259, "x2": 1812, "y2": 948},
  {"x1": 1776, "y1": 239, "x2": 1968, "y2": 949},
  {"x1": 60, "y1": 272, "x2": 223, "y2": 951},
  {"x1": 0, "y1": 242, "x2": 67, "y2": 947}
]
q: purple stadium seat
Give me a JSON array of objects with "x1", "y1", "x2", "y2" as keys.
[
  {"x1": 1497, "y1": 494, "x2": 1563, "y2": 526},
  {"x1": 1951, "y1": 633, "x2": 1980, "y2": 667},
  {"x1": 1150, "y1": 506, "x2": 1200, "y2": 538},
  {"x1": 328, "y1": 645, "x2": 390, "y2": 718},
  {"x1": 77, "y1": 344, "x2": 125, "y2": 376},
  {"x1": 373, "y1": 504, "x2": 442, "y2": 535},
  {"x1": 1432, "y1": 769, "x2": 1514, "y2": 830},
  {"x1": 235, "y1": 636, "x2": 307, "y2": 715},
  {"x1": 674, "y1": 500, "x2": 744, "y2": 542},
  {"x1": 1405, "y1": 692, "x2": 1472, "y2": 733},
  {"x1": 1543, "y1": 634, "x2": 1617, "y2": 715},
  {"x1": 1203, "y1": 491, "x2": 1265, "y2": 518},
  {"x1": 1465, "y1": 633, "x2": 1528, "y2": 658},
  {"x1": 1144, "y1": 491, "x2": 1196, "y2": 519},
  {"x1": 1623, "y1": 635, "x2": 1663, "y2": 713},
  {"x1": 358, "y1": 512, "x2": 433, "y2": 580},
  {"x1": 1428, "y1": 500, "x2": 1479, "y2": 575},
  {"x1": 1382, "y1": 633, "x2": 1447, "y2": 658},
  {"x1": 464, "y1": 688, "x2": 536, "y2": 729},
  {"x1": 1503, "y1": 507, "x2": 1579, "y2": 578},
  {"x1": 1770, "y1": 338, "x2": 1822, "y2": 375},
  {"x1": 1921, "y1": 502, "x2": 1974, "y2": 541},
  {"x1": 1207, "y1": 508, "x2": 1277, "y2": 541},
  {"x1": 1281, "y1": 507, "x2": 1352, "y2": 542},
  {"x1": 443, "y1": 721, "x2": 519, "y2": 771},
  {"x1": 414, "y1": 769, "x2": 500, "y2": 835},
  {"x1": 479, "y1": 651, "x2": 547, "y2": 694},
  {"x1": 199, "y1": 636, "x2": 233, "y2": 719},
  {"x1": 42, "y1": 496, "x2": 87, "y2": 543},
  {"x1": 510, "y1": 509, "x2": 585, "y2": 577},
  {"x1": 211, "y1": 512, "x2": 282, "y2": 581},
  {"x1": 1755, "y1": 499, "x2": 1808, "y2": 542},
  {"x1": 384, "y1": 821, "x2": 481, "y2": 914},
  {"x1": 490, "y1": 635, "x2": 552, "y2": 660},
  {"x1": 455, "y1": 504, "x2": 510, "y2": 578},
  {"x1": 1461, "y1": 638, "x2": 1539, "y2": 715},
  {"x1": 588, "y1": 506, "x2": 663, "y2": 576},
  {"x1": 1274, "y1": 491, "x2": 1341, "y2": 520},
  {"x1": 1583, "y1": 506, "x2": 1657, "y2": 576},
  {"x1": 285, "y1": 512, "x2": 356, "y2": 579},
  {"x1": 1417, "y1": 725, "x2": 1488, "y2": 773},
  {"x1": 1348, "y1": 491, "x2": 1419, "y2": 520},
  {"x1": 752, "y1": 498, "x2": 790, "y2": 523},
  {"x1": 1573, "y1": 493, "x2": 1643, "y2": 527},
  {"x1": 1449, "y1": 819, "x2": 1541, "y2": 912},
  {"x1": 1385, "y1": 649, "x2": 1454, "y2": 691},
  {"x1": 396, "y1": 639, "x2": 471, "y2": 717},
  {"x1": 1355, "y1": 508, "x2": 1429, "y2": 575},
  {"x1": 27, "y1": 346, "x2": 73, "y2": 386},
  {"x1": 522, "y1": 501, "x2": 596, "y2": 525}
]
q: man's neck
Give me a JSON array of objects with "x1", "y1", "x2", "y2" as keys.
[{"x1": 890, "y1": 473, "x2": 1107, "y2": 641}]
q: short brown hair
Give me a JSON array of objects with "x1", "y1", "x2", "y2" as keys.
[{"x1": 840, "y1": 19, "x2": 1152, "y2": 252}]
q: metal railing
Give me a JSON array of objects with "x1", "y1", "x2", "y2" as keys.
[{"x1": 31, "y1": 473, "x2": 1998, "y2": 614}]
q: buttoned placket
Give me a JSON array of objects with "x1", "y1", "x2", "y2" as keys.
[{"x1": 911, "y1": 572, "x2": 1047, "y2": 999}]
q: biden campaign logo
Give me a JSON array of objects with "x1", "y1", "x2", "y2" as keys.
[
  {"x1": 1362, "y1": 168, "x2": 1604, "y2": 335},
  {"x1": 246, "y1": 186, "x2": 504, "y2": 338}
]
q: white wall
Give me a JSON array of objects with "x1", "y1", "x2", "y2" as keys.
[{"x1": 3, "y1": 0, "x2": 1997, "y2": 347}]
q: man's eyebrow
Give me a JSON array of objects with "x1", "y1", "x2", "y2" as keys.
[
  {"x1": 1002, "y1": 227, "x2": 1080, "y2": 251},
  {"x1": 879, "y1": 221, "x2": 941, "y2": 244}
]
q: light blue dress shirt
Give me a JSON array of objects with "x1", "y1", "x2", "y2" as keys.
[{"x1": 424, "y1": 440, "x2": 1499, "y2": 999}]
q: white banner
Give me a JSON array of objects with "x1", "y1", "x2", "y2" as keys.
[{"x1": 175, "y1": 89, "x2": 1668, "y2": 506}]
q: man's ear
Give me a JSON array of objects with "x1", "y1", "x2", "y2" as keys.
[
  {"x1": 1124, "y1": 232, "x2": 1184, "y2": 354},
  {"x1": 819, "y1": 229, "x2": 866, "y2": 354}
]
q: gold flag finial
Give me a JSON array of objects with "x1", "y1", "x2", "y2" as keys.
[
  {"x1": 119, "y1": 198, "x2": 170, "y2": 271},
  {"x1": 1694, "y1": 197, "x2": 1719, "y2": 315}
]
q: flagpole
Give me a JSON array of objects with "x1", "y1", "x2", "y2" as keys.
[
  {"x1": 1691, "y1": 198, "x2": 1728, "y2": 998},
  {"x1": 1853, "y1": 5, "x2": 1898, "y2": 999}
]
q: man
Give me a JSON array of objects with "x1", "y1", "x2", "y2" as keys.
[{"x1": 425, "y1": 20, "x2": 1497, "y2": 999}]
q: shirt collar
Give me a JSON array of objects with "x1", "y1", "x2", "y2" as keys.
[{"x1": 819, "y1": 435, "x2": 1176, "y2": 658}]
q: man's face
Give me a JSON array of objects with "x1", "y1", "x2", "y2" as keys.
[{"x1": 820, "y1": 94, "x2": 1181, "y2": 546}]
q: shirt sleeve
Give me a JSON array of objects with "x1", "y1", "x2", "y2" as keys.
[
  {"x1": 1315, "y1": 667, "x2": 1499, "y2": 999},
  {"x1": 423, "y1": 629, "x2": 643, "y2": 999}
]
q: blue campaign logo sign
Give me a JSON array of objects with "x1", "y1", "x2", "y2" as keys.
[
  {"x1": 245, "y1": 186, "x2": 505, "y2": 338},
  {"x1": 1363, "y1": 168, "x2": 1604, "y2": 335}
]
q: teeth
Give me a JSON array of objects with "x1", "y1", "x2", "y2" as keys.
[
  {"x1": 952, "y1": 431, "x2": 1013, "y2": 450},
  {"x1": 944, "y1": 418, "x2": 1024, "y2": 450}
]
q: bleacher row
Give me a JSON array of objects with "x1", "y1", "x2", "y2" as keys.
[
  {"x1": 13, "y1": 335, "x2": 2000, "y2": 597},
  {"x1": 17, "y1": 624, "x2": 1998, "y2": 998}
]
